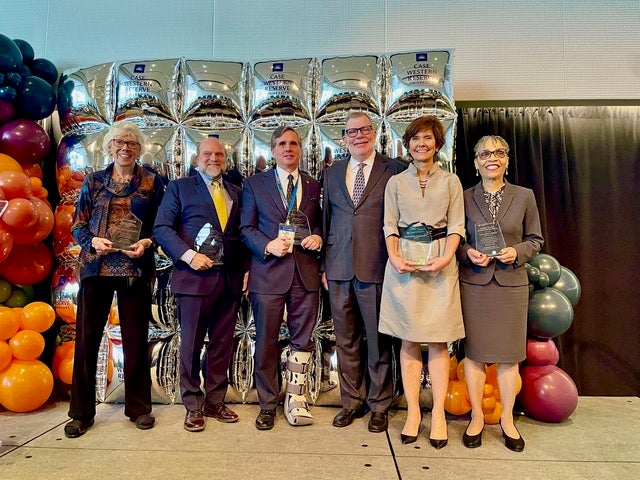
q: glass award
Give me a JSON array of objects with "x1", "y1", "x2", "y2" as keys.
[
  {"x1": 107, "y1": 212, "x2": 142, "y2": 251},
  {"x1": 475, "y1": 222, "x2": 506, "y2": 257},
  {"x1": 288, "y1": 210, "x2": 311, "y2": 246},
  {"x1": 398, "y1": 223, "x2": 439, "y2": 266},
  {"x1": 194, "y1": 222, "x2": 224, "y2": 265}
]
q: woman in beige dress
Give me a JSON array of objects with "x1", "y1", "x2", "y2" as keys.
[{"x1": 379, "y1": 116, "x2": 465, "y2": 448}]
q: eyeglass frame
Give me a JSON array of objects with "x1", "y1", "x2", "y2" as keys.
[
  {"x1": 344, "y1": 125, "x2": 374, "y2": 138},
  {"x1": 476, "y1": 148, "x2": 508, "y2": 161},
  {"x1": 111, "y1": 138, "x2": 141, "y2": 149}
]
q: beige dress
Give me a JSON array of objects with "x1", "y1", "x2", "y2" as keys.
[{"x1": 379, "y1": 163, "x2": 466, "y2": 343}]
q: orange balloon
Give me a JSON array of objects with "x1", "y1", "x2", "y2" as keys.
[
  {"x1": 484, "y1": 400, "x2": 503, "y2": 425},
  {"x1": 0, "y1": 153, "x2": 23, "y2": 173},
  {"x1": 514, "y1": 371, "x2": 522, "y2": 395},
  {"x1": 483, "y1": 383, "x2": 494, "y2": 397},
  {"x1": 0, "y1": 359, "x2": 53, "y2": 412},
  {"x1": 52, "y1": 341, "x2": 75, "y2": 380},
  {"x1": 481, "y1": 394, "x2": 497, "y2": 413},
  {"x1": 0, "y1": 307, "x2": 20, "y2": 340},
  {"x1": 444, "y1": 380, "x2": 472, "y2": 415},
  {"x1": 29, "y1": 176, "x2": 43, "y2": 196},
  {"x1": 485, "y1": 363, "x2": 498, "y2": 388},
  {"x1": 22, "y1": 163, "x2": 43, "y2": 180},
  {"x1": 9, "y1": 329, "x2": 45, "y2": 360},
  {"x1": 58, "y1": 357, "x2": 74, "y2": 385},
  {"x1": 21, "y1": 301, "x2": 55, "y2": 333},
  {"x1": 449, "y1": 355, "x2": 458, "y2": 380},
  {"x1": 0, "y1": 341, "x2": 11, "y2": 370}
]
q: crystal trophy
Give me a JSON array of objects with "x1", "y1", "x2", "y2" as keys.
[
  {"x1": 288, "y1": 210, "x2": 312, "y2": 246},
  {"x1": 194, "y1": 222, "x2": 224, "y2": 265},
  {"x1": 475, "y1": 222, "x2": 506, "y2": 257},
  {"x1": 107, "y1": 212, "x2": 142, "y2": 251},
  {"x1": 398, "y1": 223, "x2": 439, "y2": 266}
]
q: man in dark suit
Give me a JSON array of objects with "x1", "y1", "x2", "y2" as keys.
[
  {"x1": 321, "y1": 111, "x2": 406, "y2": 433},
  {"x1": 154, "y1": 137, "x2": 247, "y2": 432},
  {"x1": 240, "y1": 126, "x2": 322, "y2": 431}
]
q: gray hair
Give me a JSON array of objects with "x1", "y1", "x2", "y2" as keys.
[
  {"x1": 102, "y1": 121, "x2": 147, "y2": 156},
  {"x1": 473, "y1": 135, "x2": 509, "y2": 157}
]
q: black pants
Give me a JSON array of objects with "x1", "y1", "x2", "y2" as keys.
[{"x1": 69, "y1": 276, "x2": 152, "y2": 422}]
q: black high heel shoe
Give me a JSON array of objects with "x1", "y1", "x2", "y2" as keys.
[
  {"x1": 400, "y1": 412, "x2": 422, "y2": 444},
  {"x1": 500, "y1": 420, "x2": 525, "y2": 452},
  {"x1": 429, "y1": 438, "x2": 448, "y2": 449},
  {"x1": 462, "y1": 421, "x2": 484, "y2": 448}
]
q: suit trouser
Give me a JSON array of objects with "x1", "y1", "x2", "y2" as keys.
[
  {"x1": 69, "y1": 275, "x2": 152, "y2": 422},
  {"x1": 176, "y1": 273, "x2": 239, "y2": 412},
  {"x1": 251, "y1": 268, "x2": 318, "y2": 410},
  {"x1": 328, "y1": 278, "x2": 393, "y2": 413}
]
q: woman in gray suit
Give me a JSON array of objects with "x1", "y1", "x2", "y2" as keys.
[{"x1": 457, "y1": 135, "x2": 544, "y2": 452}]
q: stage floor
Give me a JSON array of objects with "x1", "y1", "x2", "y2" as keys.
[{"x1": 1, "y1": 397, "x2": 638, "y2": 479}]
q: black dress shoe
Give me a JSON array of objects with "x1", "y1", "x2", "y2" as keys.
[
  {"x1": 462, "y1": 421, "x2": 484, "y2": 448},
  {"x1": 255, "y1": 409, "x2": 276, "y2": 430},
  {"x1": 203, "y1": 402, "x2": 239, "y2": 423},
  {"x1": 429, "y1": 438, "x2": 448, "y2": 449},
  {"x1": 368, "y1": 412, "x2": 388, "y2": 433},
  {"x1": 64, "y1": 418, "x2": 94, "y2": 438},
  {"x1": 332, "y1": 407, "x2": 365, "y2": 428},
  {"x1": 184, "y1": 410, "x2": 205, "y2": 432},
  {"x1": 132, "y1": 413, "x2": 155, "y2": 430},
  {"x1": 500, "y1": 420, "x2": 525, "y2": 452}
]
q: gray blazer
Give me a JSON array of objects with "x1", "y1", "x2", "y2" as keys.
[
  {"x1": 322, "y1": 152, "x2": 406, "y2": 283},
  {"x1": 458, "y1": 182, "x2": 544, "y2": 287}
]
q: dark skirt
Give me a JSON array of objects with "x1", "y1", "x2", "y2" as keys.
[{"x1": 460, "y1": 279, "x2": 529, "y2": 363}]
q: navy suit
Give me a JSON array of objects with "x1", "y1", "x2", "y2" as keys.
[
  {"x1": 322, "y1": 153, "x2": 406, "y2": 413},
  {"x1": 154, "y1": 173, "x2": 246, "y2": 411},
  {"x1": 240, "y1": 169, "x2": 322, "y2": 409}
]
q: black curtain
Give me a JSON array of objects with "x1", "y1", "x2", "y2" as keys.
[{"x1": 455, "y1": 106, "x2": 640, "y2": 396}]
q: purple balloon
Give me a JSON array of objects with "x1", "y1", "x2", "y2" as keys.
[
  {"x1": 518, "y1": 365, "x2": 579, "y2": 423},
  {"x1": 0, "y1": 119, "x2": 51, "y2": 164},
  {"x1": 0, "y1": 100, "x2": 15, "y2": 124}
]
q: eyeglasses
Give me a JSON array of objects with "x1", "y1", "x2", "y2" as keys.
[
  {"x1": 344, "y1": 125, "x2": 374, "y2": 138},
  {"x1": 477, "y1": 149, "x2": 507, "y2": 160},
  {"x1": 111, "y1": 138, "x2": 140, "y2": 149}
]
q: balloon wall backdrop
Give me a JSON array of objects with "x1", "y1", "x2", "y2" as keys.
[
  {"x1": 50, "y1": 50, "x2": 455, "y2": 406},
  {"x1": 0, "y1": 35, "x2": 59, "y2": 411},
  {"x1": 444, "y1": 253, "x2": 581, "y2": 423}
]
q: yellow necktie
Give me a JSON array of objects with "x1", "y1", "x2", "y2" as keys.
[{"x1": 212, "y1": 180, "x2": 227, "y2": 230}]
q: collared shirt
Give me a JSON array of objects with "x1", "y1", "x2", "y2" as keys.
[
  {"x1": 346, "y1": 152, "x2": 376, "y2": 198},
  {"x1": 275, "y1": 166, "x2": 302, "y2": 208}
]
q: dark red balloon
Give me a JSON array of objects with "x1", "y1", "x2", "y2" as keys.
[
  {"x1": 518, "y1": 365, "x2": 579, "y2": 423},
  {"x1": 0, "y1": 100, "x2": 15, "y2": 124},
  {"x1": 0, "y1": 225, "x2": 13, "y2": 263},
  {"x1": 525, "y1": 338, "x2": 560, "y2": 366},
  {"x1": 0, "y1": 241, "x2": 53, "y2": 285},
  {"x1": 0, "y1": 119, "x2": 51, "y2": 165}
]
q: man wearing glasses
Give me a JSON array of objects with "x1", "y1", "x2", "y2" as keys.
[{"x1": 321, "y1": 111, "x2": 406, "y2": 433}]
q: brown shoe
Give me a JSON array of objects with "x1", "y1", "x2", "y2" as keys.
[
  {"x1": 203, "y1": 402, "x2": 239, "y2": 423},
  {"x1": 255, "y1": 409, "x2": 276, "y2": 430},
  {"x1": 332, "y1": 407, "x2": 366, "y2": 428},
  {"x1": 184, "y1": 410, "x2": 205, "y2": 432}
]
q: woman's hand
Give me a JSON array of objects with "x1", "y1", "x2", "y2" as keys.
[
  {"x1": 389, "y1": 253, "x2": 416, "y2": 274},
  {"x1": 467, "y1": 248, "x2": 493, "y2": 267},
  {"x1": 91, "y1": 237, "x2": 114, "y2": 255},
  {"x1": 416, "y1": 255, "x2": 451, "y2": 274},
  {"x1": 122, "y1": 239, "x2": 151, "y2": 259},
  {"x1": 495, "y1": 246, "x2": 518, "y2": 265}
]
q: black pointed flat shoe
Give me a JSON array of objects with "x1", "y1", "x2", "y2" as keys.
[{"x1": 500, "y1": 420, "x2": 525, "y2": 452}]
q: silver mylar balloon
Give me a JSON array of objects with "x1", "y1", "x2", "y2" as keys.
[
  {"x1": 316, "y1": 55, "x2": 383, "y2": 124},
  {"x1": 385, "y1": 116, "x2": 456, "y2": 173},
  {"x1": 249, "y1": 58, "x2": 316, "y2": 128},
  {"x1": 51, "y1": 260, "x2": 79, "y2": 324},
  {"x1": 137, "y1": 126, "x2": 178, "y2": 181},
  {"x1": 386, "y1": 51, "x2": 455, "y2": 121},
  {"x1": 58, "y1": 62, "x2": 115, "y2": 136},
  {"x1": 182, "y1": 60, "x2": 246, "y2": 130},
  {"x1": 229, "y1": 296, "x2": 256, "y2": 403},
  {"x1": 150, "y1": 333, "x2": 180, "y2": 404},
  {"x1": 96, "y1": 329, "x2": 112, "y2": 403},
  {"x1": 151, "y1": 252, "x2": 177, "y2": 331},
  {"x1": 114, "y1": 59, "x2": 180, "y2": 127}
]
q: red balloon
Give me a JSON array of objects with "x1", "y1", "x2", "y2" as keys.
[
  {"x1": 0, "y1": 242, "x2": 53, "y2": 285},
  {"x1": 525, "y1": 338, "x2": 560, "y2": 366},
  {"x1": 11, "y1": 196, "x2": 54, "y2": 245},
  {"x1": 0, "y1": 226, "x2": 13, "y2": 263},
  {"x1": 0, "y1": 100, "x2": 15, "y2": 124},
  {"x1": 22, "y1": 163, "x2": 43, "y2": 180},
  {"x1": 0, "y1": 119, "x2": 51, "y2": 165},
  {"x1": 518, "y1": 365, "x2": 579, "y2": 423},
  {"x1": 0, "y1": 171, "x2": 32, "y2": 199},
  {"x1": 0, "y1": 198, "x2": 38, "y2": 230}
]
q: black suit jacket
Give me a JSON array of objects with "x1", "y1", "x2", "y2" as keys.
[{"x1": 322, "y1": 153, "x2": 406, "y2": 283}]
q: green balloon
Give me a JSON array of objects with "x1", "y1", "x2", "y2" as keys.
[
  {"x1": 537, "y1": 271, "x2": 550, "y2": 289},
  {"x1": 526, "y1": 264, "x2": 541, "y2": 284},
  {"x1": 527, "y1": 287, "x2": 574, "y2": 339},
  {"x1": 0, "y1": 278, "x2": 12, "y2": 303},
  {"x1": 553, "y1": 267, "x2": 581, "y2": 306},
  {"x1": 529, "y1": 253, "x2": 562, "y2": 287},
  {"x1": 4, "y1": 286, "x2": 28, "y2": 308}
]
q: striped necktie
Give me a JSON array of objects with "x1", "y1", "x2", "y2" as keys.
[{"x1": 352, "y1": 162, "x2": 366, "y2": 206}]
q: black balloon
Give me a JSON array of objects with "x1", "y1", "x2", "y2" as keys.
[
  {"x1": 528, "y1": 253, "x2": 562, "y2": 287},
  {"x1": 12, "y1": 39, "x2": 35, "y2": 64},
  {"x1": 30, "y1": 58, "x2": 58, "y2": 85},
  {"x1": 0, "y1": 86, "x2": 17, "y2": 103},
  {"x1": 0, "y1": 34, "x2": 22, "y2": 72},
  {"x1": 527, "y1": 287, "x2": 574, "y2": 339},
  {"x1": 17, "y1": 76, "x2": 56, "y2": 120},
  {"x1": 552, "y1": 267, "x2": 581, "y2": 306}
]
